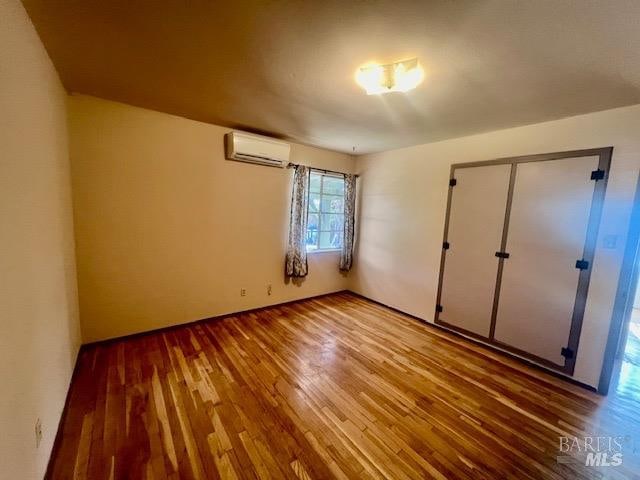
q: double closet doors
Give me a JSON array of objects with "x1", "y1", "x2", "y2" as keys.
[{"x1": 435, "y1": 148, "x2": 612, "y2": 375}]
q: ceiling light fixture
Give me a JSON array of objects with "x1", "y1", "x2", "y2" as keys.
[{"x1": 355, "y1": 58, "x2": 424, "y2": 95}]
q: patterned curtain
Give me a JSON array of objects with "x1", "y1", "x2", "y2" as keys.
[
  {"x1": 340, "y1": 174, "x2": 357, "y2": 271},
  {"x1": 285, "y1": 165, "x2": 310, "y2": 277}
]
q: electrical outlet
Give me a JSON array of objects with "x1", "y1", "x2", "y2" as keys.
[
  {"x1": 240, "y1": 288, "x2": 247, "y2": 297},
  {"x1": 35, "y1": 418, "x2": 43, "y2": 448},
  {"x1": 267, "y1": 284, "x2": 272, "y2": 296}
]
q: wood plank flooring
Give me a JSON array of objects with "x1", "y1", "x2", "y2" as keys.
[{"x1": 48, "y1": 292, "x2": 640, "y2": 479}]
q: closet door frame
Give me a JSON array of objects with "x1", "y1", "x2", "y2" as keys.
[{"x1": 435, "y1": 146, "x2": 613, "y2": 375}]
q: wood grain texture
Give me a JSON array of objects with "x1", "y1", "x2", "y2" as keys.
[{"x1": 47, "y1": 292, "x2": 640, "y2": 479}]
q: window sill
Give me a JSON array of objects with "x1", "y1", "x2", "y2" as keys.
[{"x1": 307, "y1": 249, "x2": 341, "y2": 254}]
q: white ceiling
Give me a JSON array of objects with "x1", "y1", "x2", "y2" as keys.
[{"x1": 22, "y1": 0, "x2": 640, "y2": 154}]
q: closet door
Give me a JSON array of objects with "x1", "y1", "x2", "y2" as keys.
[
  {"x1": 437, "y1": 164, "x2": 511, "y2": 337},
  {"x1": 493, "y1": 156, "x2": 600, "y2": 366}
]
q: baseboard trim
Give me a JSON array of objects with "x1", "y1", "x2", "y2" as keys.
[
  {"x1": 44, "y1": 344, "x2": 83, "y2": 480},
  {"x1": 82, "y1": 290, "x2": 350, "y2": 349},
  {"x1": 345, "y1": 290, "x2": 598, "y2": 394}
]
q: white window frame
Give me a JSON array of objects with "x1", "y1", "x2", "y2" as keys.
[{"x1": 306, "y1": 171, "x2": 344, "y2": 253}]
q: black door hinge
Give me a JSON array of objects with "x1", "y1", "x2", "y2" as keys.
[
  {"x1": 575, "y1": 259, "x2": 589, "y2": 270},
  {"x1": 561, "y1": 347, "x2": 574, "y2": 359},
  {"x1": 436, "y1": 304, "x2": 443, "y2": 313},
  {"x1": 443, "y1": 241, "x2": 450, "y2": 250},
  {"x1": 495, "y1": 251, "x2": 510, "y2": 259},
  {"x1": 591, "y1": 169, "x2": 605, "y2": 181},
  {"x1": 449, "y1": 178, "x2": 457, "y2": 187}
]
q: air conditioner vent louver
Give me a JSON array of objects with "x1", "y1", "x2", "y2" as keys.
[{"x1": 225, "y1": 131, "x2": 290, "y2": 168}]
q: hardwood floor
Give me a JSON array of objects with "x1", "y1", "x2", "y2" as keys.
[{"x1": 48, "y1": 292, "x2": 640, "y2": 479}]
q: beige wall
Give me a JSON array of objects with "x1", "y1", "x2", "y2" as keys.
[
  {"x1": 68, "y1": 94, "x2": 355, "y2": 343},
  {"x1": 351, "y1": 104, "x2": 640, "y2": 388},
  {"x1": 0, "y1": 0, "x2": 81, "y2": 478}
]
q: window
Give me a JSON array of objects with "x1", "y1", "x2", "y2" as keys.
[{"x1": 306, "y1": 171, "x2": 344, "y2": 252}]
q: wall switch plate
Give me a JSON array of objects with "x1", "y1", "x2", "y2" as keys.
[
  {"x1": 603, "y1": 234, "x2": 618, "y2": 249},
  {"x1": 267, "y1": 284, "x2": 272, "y2": 296},
  {"x1": 240, "y1": 288, "x2": 247, "y2": 297}
]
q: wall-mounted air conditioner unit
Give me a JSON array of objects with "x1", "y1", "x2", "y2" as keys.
[{"x1": 224, "y1": 131, "x2": 290, "y2": 168}]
